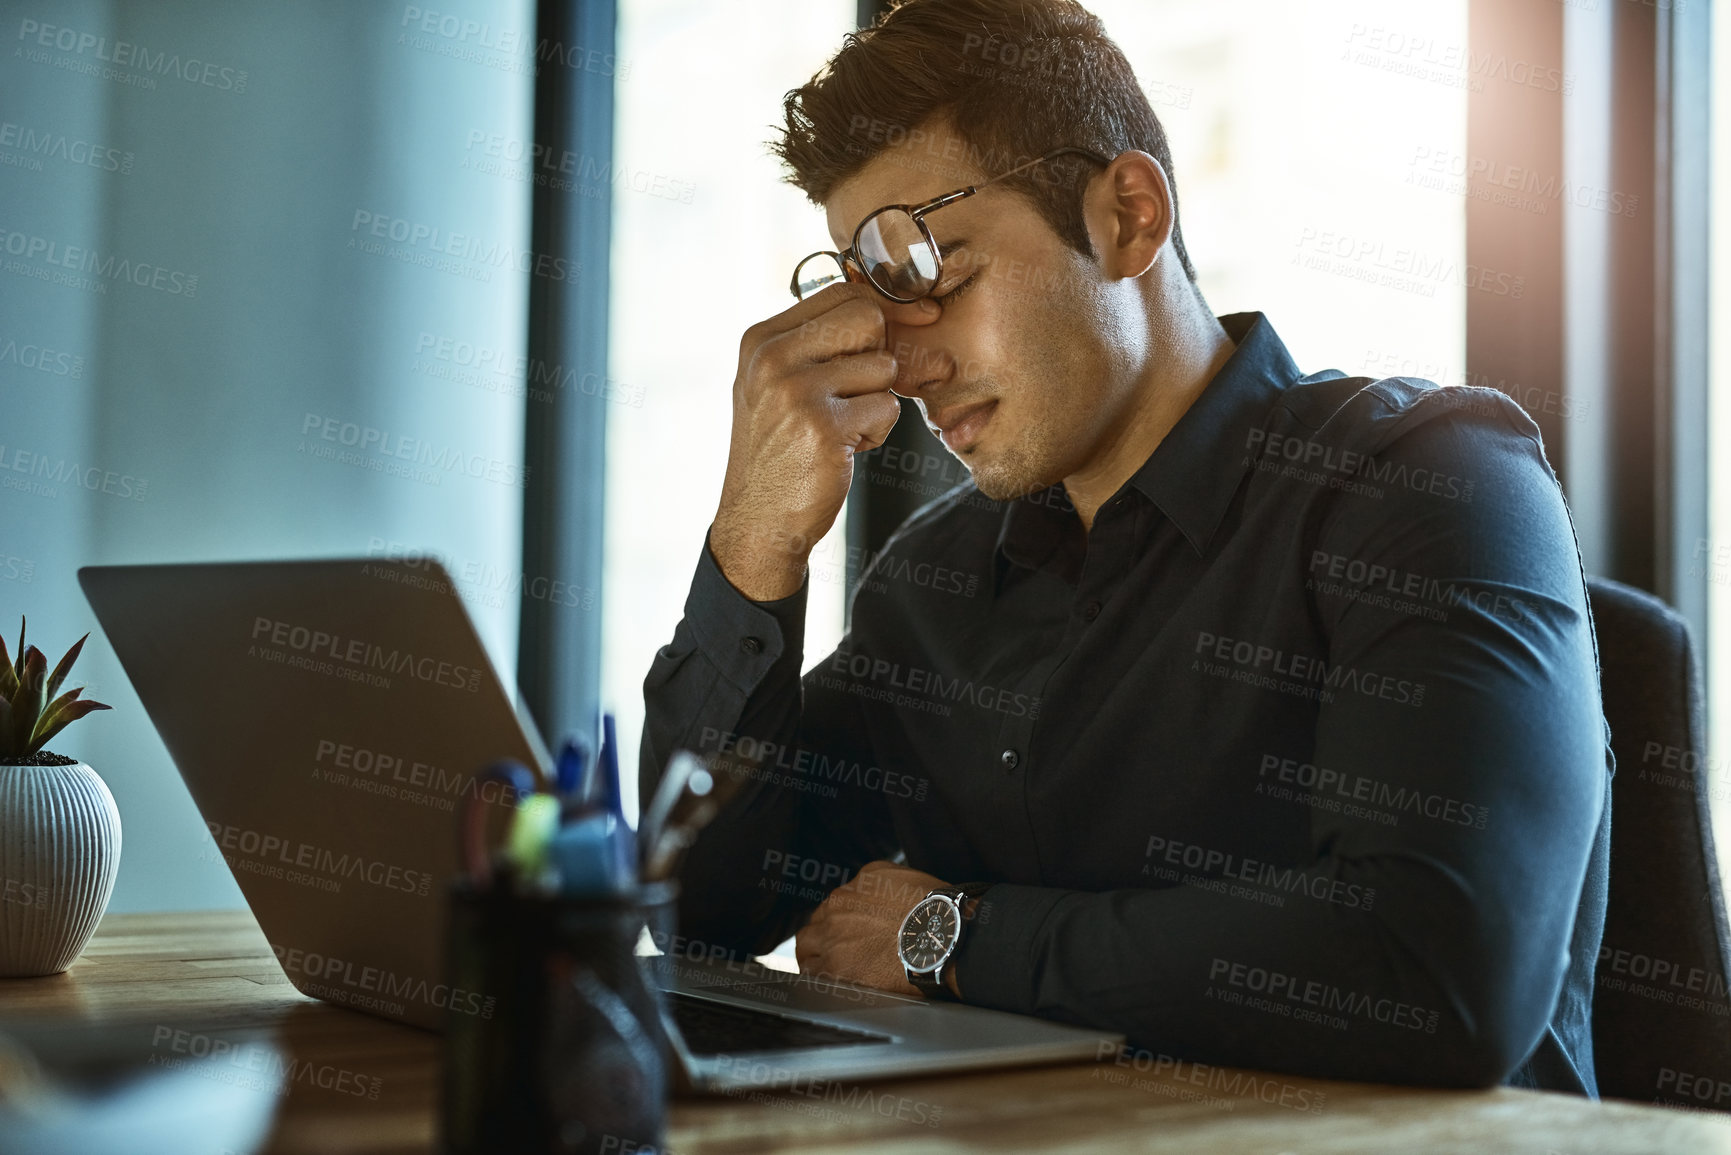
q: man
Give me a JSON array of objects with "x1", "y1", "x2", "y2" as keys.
[{"x1": 640, "y1": 0, "x2": 1609, "y2": 1094}]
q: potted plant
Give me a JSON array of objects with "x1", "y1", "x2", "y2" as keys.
[{"x1": 0, "y1": 618, "x2": 120, "y2": 977}]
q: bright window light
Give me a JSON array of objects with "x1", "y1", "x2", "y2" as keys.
[{"x1": 606, "y1": 0, "x2": 856, "y2": 823}]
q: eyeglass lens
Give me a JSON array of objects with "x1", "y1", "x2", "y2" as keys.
[
  {"x1": 794, "y1": 254, "x2": 850, "y2": 299},
  {"x1": 793, "y1": 209, "x2": 942, "y2": 302},
  {"x1": 856, "y1": 209, "x2": 938, "y2": 300}
]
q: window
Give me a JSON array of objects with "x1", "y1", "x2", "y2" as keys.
[
  {"x1": 605, "y1": 0, "x2": 857, "y2": 821},
  {"x1": 1086, "y1": 0, "x2": 1467, "y2": 380},
  {"x1": 1709, "y1": 6, "x2": 1731, "y2": 876}
]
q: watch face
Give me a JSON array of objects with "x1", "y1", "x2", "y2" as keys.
[{"x1": 899, "y1": 896, "x2": 961, "y2": 974}]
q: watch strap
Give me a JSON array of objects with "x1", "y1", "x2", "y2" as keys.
[{"x1": 909, "y1": 967, "x2": 945, "y2": 997}]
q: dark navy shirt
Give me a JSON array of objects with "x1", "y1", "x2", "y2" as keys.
[{"x1": 641, "y1": 312, "x2": 1612, "y2": 1093}]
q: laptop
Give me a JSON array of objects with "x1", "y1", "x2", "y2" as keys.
[{"x1": 78, "y1": 558, "x2": 1122, "y2": 1092}]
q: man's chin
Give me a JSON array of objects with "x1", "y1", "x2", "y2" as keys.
[{"x1": 967, "y1": 459, "x2": 1059, "y2": 504}]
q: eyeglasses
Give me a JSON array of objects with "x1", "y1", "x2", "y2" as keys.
[{"x1": 789, "y1": 146, "x2": 1113, "y2": 303}]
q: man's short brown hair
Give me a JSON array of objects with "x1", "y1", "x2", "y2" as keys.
[{"x1": 773, "y1": 0, "x2": 1197, "y2": 282}]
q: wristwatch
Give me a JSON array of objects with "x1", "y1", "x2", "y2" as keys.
[{"x1": 898, "y1": 881, "x2": 989, "y2": 999}]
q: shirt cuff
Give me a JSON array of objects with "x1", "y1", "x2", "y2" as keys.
[
  {"x1": 950, "y1": 883, "x2": 1068, "y2": 1014},
  {"x1": 686, "y1": 531, "x2": 809, "y2": 693}
]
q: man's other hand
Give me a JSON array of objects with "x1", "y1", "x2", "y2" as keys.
[{"x1": 795, "y1": 859, "x2": 957, "y2": 998}]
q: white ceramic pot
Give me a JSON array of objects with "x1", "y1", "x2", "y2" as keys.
[{"x1": 0, "y1": 759, "x2": 122, "y2": 977}]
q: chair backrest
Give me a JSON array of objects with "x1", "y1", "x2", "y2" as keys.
[{"x1": 1588, "y1": 576, "x2": 1731, "y2": 1107}]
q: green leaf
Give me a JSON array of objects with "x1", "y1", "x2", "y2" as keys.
[
  {"x1": 34, "y1": 685, "x2": 96, "y2": 751},
  {"x1": 43, "y1": 685, "x2": 84, "y2": 711},
  {"x1": 29, "y1": 699, "x2": 111, "y2": 755},
  {"x1": 0, "y1": 696, "x2": 12, "y2": 760},
  {"x1": 33, "y1": 687, "x2": 86, "y2": 742},
  {"x1": 43, "y1": 634, "x2": 88, "y2": 705},
  {"x1": 13, "y1": 648, "x2": 46, "y2": 753},
  {"x1": 0, "y1": 628, "x2": 12, "y2": 701},
  {"x1": 12, "y1": 617, "x2": 24, "y2": 685}
]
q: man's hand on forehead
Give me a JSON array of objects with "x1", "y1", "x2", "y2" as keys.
[{"x1": 709, "y1": 281, "x2": 930, "y2": 602}]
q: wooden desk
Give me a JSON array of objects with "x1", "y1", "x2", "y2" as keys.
[{"x1": 1, "y1": 911, "x2": 1728, "y2": 1154}]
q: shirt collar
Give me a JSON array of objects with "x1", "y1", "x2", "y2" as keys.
[
  {"x1": 995, "y1": 311, "x2": 1302, "y2": 575},
  {"x1": 1128, "y1": 311, "x2": 1302, "y2": 555}
]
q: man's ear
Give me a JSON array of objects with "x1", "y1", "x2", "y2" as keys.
[{"x1": 1086, "y1": 150, "x2": 1174, "y2": 282}]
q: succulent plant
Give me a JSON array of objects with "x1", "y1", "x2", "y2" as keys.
[{"x1": 0, "y1": 618, "x2": 111, "y2": 762}]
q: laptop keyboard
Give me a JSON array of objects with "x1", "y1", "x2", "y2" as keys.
[{"x1": 665, "y1": 991, "x2": 892, "y2": 1056}]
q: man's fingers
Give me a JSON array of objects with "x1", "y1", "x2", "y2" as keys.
[
  {"x1": 758, "y1": 281, "x2": 885, "y2": 342},
  {"x1": 834, "y1": 390, "x2": 903, "y2": 455},
  {"x1": 746, "y1": 300, "x2": 885, "y2": 392},
  {"x1": 804, "y1": 349, "x2": 898, "y2": 400},
  {"x1": 787, "y1": 296, "x2": 888, "y2": 365}
]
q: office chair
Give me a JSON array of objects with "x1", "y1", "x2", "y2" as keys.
[{"x1": 1587, "y1": 576, "x2": 1731, "y2": 1106}]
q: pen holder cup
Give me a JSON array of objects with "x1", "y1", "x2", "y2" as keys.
[{"x1": 441, "y1": 878, "x2": 679, "y2": 1155}]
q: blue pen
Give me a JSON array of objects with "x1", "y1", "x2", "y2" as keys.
[
  {"x1": 587, "y1": 713, "x2": 624, "y2": 818},
  {"x1": 581, "y1": 713, "x2": 637, "y2": 893},
  {"x1": 555, "y1": 736, "x2": 590, "y2": 802}
]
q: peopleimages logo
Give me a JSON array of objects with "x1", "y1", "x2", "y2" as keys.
[
  {"x1": 1208, "y1": 956, "x2": 1441, "y2": 1034},
  {"x1": 1257, "y1": 754, "x2": 1490, "y2": 830},
  {"x1": 0, "y1": 336, "x2": 84, "y2": 378},
  {"x1": 1, "y1": 876, "x2": 47, "y2": 908},
  {"x1": 299, "y1": 413, "x2": 529, "y2": 488},
  {"x1": 412, "y1": 332, "x2": 646, "y2": 408},
  {"x1": 698, "y1": 727, "x2": 930, "y2": 801},
  {"x1": 0, "y1": 121, "x2": 133, "y2": 173},
  {"x1": 1095, "y1": 1042, "x2": 1327, "y2": 1114},
  {"x1": 1193, "y1": 630, "x2": 1426, "y2": 707},
  {"x1": 272, "y1": 942, "x2": 495, "y2": 1019},
  {"x1": 0, "y1": 227, "x2": 198, "y2": 296},
  {"x1": 1342, "y1": 24, "x2": 1572, "y2": 96},
  {"x1": 150, "y1": 1025, "x2": 382, "y2": 1101},
  {"x1": 822, "y1": 648, "x2": 1040, "y2": 719},
  {"x1": 1144, "y1": 834, "x2": 1377, "y2": 911},
  {"x1": 397, "y1": 6, "x2": 630, "y2": 79},
  {"x1": 204, "y1": 820, "x2": 434, "y2": 897},
  {"x1": 1244, "y1": 428, "x2": 1475, "y2": 504},
  {"x1": 461, "y1": 131, "x2": 695, "y2": 204},
  {"x1": 349, "y1": 211, "x2": 580, "y2": 285},
  {"x1": 248, "y1": 616, "x2": 483, "y2": 692},
  {"x1": 15, "y1": 18, "x2": 250, "y2": 92},
  {"x1": 0, "y1": 443, "x2": 148, "y2": 500},
  {"x1": 1306, "y1": 549, "x2": 1531, "y2": 626},
  {"x1": 1599, "y1": 944, "x2": 1729, "y2": 1001}
]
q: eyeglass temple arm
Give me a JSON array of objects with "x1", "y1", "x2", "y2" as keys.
[
  {"x1": 910, "y1": 146, "x2": 1115, "y2": 214},
  {"x1": 982, "y1": 146, "x2": 1115, "y2": 188}
]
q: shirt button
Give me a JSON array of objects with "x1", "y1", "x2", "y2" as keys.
[
  {"x1": 1083, "y1": 600, "x2": 1102, "y2": 622},
  {"x1": 741, "y1": 636, "x2": 763, "y2": 655},
  {"x1": 1000, "y1": 749, "x2": 1020, "y2": 769}
]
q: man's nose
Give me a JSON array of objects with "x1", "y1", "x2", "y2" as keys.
[{"x1": 881, "y1": 297, "x2": 943, "y2": 393}]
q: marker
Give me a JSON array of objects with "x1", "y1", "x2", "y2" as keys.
[
  {"x1": 505, "y1": 793, "x2": 562, "y2": 882},
  {"x1": 550, "y1": 811, "x2": 634, "y2": 896}
]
